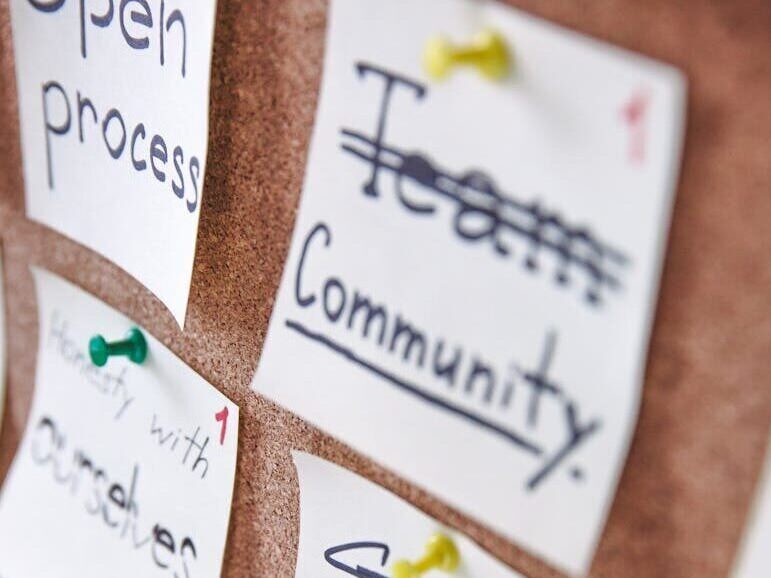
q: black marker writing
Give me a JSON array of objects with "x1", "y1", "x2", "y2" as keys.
[
  {"x1": 26, "y1": 0, "x2": 188, "y2": 76},
  {"x1": 29, "y1": 415, "x2": 198, "y2": 577},
  {"x1": 340, "y1": 62, "x2": 629, "y2": 307},
  {"x1": 324, "y1": 541, "x2": 390, "y2": 578},
  {"x1": 41, "y1": 79, "x2": 200, "y2": 212},
  {"x1": 289, "y1": 221, "x2": 601, "y2": 489}
]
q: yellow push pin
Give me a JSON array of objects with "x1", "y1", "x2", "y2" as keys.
[
  {"x1": 392, "y1": 533, "x2": 460, "y2": 578},
  {"x1": 423, "y1": 29, "x2": 511, "y2": 81}
]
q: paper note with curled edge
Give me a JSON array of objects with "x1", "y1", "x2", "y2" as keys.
[
  {"x1": 9, "y1": 0, "x2": 218, "y2": 327},
  {"x1": 0, "y1": 268, "x2": 239, "y2": 578},
  {"x1": 731, "y1": 438, "x2": 771, "y2": 578},
  {"x1": 293, "y1": 451, "x2": 528, "y2": 578},
  {"x1": 252, "y1": 0, "x2": 686, "y2": 574}
]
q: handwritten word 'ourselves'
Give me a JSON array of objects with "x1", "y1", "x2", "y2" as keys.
[
  {"x1": 29, "y1": 415, "x2": 198, "y2": 577},
  {"x1": 340, "y1": 63, "x2": 630, "y2": 308}
]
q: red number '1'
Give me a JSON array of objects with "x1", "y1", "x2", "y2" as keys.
[{"x1": 215, "y1": 406, "x2": 229, "y2": 445}]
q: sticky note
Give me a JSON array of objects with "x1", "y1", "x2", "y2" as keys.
[
  {"x1": 252, "y1": 0, "x2": 686, "y2": 574},
  {"x1": 293, "y1": 451, "x2": 526, "y2": 578},
  {"x1": 0, "y1": 268, "x2": 239, "y2": 578},
  {"x1": 732, "y1": 439, "x2": 771, "y2": 578},
  {"x1": 9, "y1": 0, "x2": 218, "y2": 327}
]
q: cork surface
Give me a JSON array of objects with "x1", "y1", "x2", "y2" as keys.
[{"x1": 0, "y1": 1, "x2": 770, "y2": 577}]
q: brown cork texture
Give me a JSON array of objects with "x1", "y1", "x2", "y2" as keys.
[{"x1": 0, "y1": 1, "x2": 770, "y2": 577}]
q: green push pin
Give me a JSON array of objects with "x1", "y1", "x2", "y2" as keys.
[
  {"x1": 89, "y1": 328, "x2": 148, "y2": 367},
  {"x1": 392, "y1": 533, "x2": 460, "y2": 578}
]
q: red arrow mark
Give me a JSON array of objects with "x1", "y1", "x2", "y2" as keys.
[{"x1": 215, "y1": 406, "x2": 229, "y2": 445}]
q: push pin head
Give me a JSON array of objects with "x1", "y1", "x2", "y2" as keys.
[
  {"x1": 89, "y1": 327, "x2": 148, "y2": 367},
  {"x1": 424, "y1": 29, "x2": 511, "y2": 81},
  {"x1": 392, "y1": 533, "x2": 460, "y2": 578}
]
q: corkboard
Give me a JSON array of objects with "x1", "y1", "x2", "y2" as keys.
[{"x1": 0, "y1": 1, "x2": 770, "y2": 577}]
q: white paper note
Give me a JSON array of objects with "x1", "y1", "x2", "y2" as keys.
[
  {"x1": 9, "y1": 0, "x2": 218, "y2": 327},
  {"x1": 253, "y1": 0, "x2": 686, "y2": 573},
  {"x1": 0, "y1": 268, "x2": 239, "y2": 578},
  {"x1": 732, "y1": 439, "x2": 771, "y2": 578},
  {"x1": 293, "y1": 451, "x2": 527, "y2": 578}
]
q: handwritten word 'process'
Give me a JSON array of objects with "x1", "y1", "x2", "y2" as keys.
[{"x1": 9, "y1": 0, "x2": 218, "y2": 326}]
